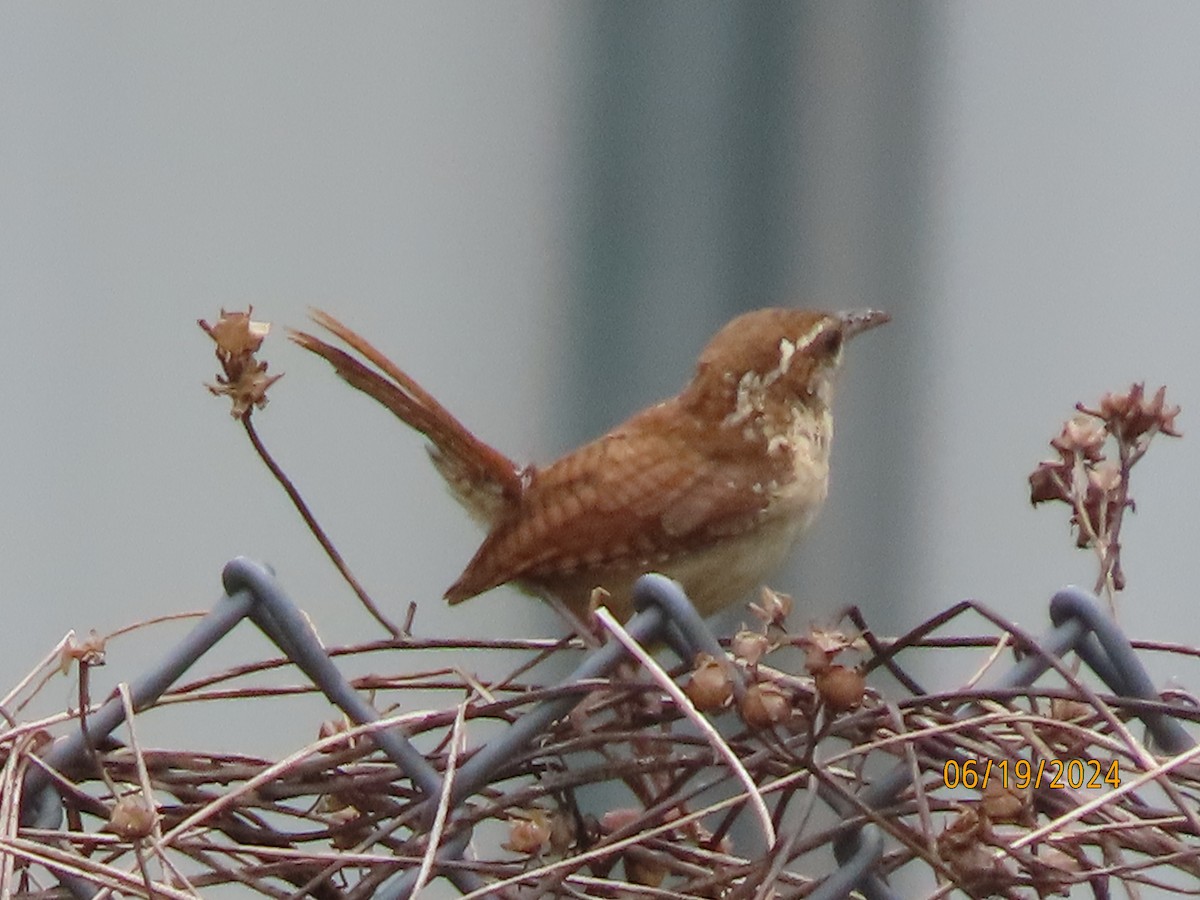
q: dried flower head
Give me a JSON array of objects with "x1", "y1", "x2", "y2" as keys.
[
  {"x1": 1082, "y1": 383, "x2": 1181, "y2": 442},
  {"x1": 1029, "y1": 383, "x2": 1181, "y2": 604},
  {"x1": 1051, "y1": 414, "x2": 1107, "y2": 462},
  {"x1": 937, "y1": 806, "x2": 1010, "y2": 895},
  {"x1": 749, "y1": 586, "x2": 792, "y2": 627},
  {"x1": 205, "y1": 309, "x2": 270, "y2": 356},
  {"x1": 199, "y1": 307, "x2": 283, "y2": 419},
  {"x1": 731, "y1": 629, "x2": 771, "y2": 667},
  {"x1": 797, "y1": 625, "x2": 866, "y2": 674},
  {"x1": 59, "y1": 629, "x2": 106, "y2": 674}
]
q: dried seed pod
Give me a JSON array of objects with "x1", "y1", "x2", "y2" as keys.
[
  {"x1": 814, "y1": 664, "x2": 865, "y2": 713},
  {"x1": 108, "y1": 796, "x2": 156, "y2": 841},
  {"x1": 684, "y1": 653, "x2": 733, "y2": 711},
  {"x1": 503, "y1": 808, "x2": 554, "y2": 856},
  {"x1": 981, "y1": 779, "x2": 1028, "y2": 825},
  {"x1": 739, "y1": 681, "x2": 792, "y2": 728}
]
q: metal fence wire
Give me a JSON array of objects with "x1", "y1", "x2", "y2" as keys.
[{"x1": 4, "y1": 557, "x2": 1199, "y2": 898}]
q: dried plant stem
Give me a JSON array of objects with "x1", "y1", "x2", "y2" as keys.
[
  {"x1": 1, "y1": 632, "x2": 73, "y2": 715},
  {"x1": 458, "y1": 789, "x2": 758, "y2": 900},
  {"x1": 411, "y1": 701, "x2": 467, "y2": 896},
  {"x1": 1012, "y1": 740, "x2": 1200, "y2": 853},
  {"x1": 241, "y1": 413, "x2": 403, "y2": 638},
  {"x1": 10, "y1": 634, "x2": 1200, "y2": 898},
  {"x1": 0, "y1": 837, "x2": 196, "y2": 900},
  {"x1": 118, "y1": 685, "x2": 200, "y2": 897},
  {"x1": 595, "y1": 608, "x2": 776, "y2": 849},
  {"x1": 1092, "y1": 438, "x2": 1140, "y2": 603}
]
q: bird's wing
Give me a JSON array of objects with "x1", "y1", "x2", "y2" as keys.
[{"x1": 444, "y1": 407, "x2": 773, "y2": 604}]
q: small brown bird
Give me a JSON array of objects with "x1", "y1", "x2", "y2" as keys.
[{"x1": 291, "y1": 307, "x2": 888, "y2": 627}]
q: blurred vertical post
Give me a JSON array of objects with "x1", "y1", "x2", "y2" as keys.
[{"x1": 563, "y1": 3, "x2": 927, "y2": 628}]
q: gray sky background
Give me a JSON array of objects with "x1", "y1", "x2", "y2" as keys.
[{"x1": 2, "y1": 0, "x2": 1198, "y2": 788}]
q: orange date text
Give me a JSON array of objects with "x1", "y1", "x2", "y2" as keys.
[{"x1": 942, "y1": 757, "x2": 1120, "y2": 791}]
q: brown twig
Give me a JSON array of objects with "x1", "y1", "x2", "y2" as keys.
[
  {"x1": 6, "y1": 624, "x2": 1199, "y2": 896},
  {"x1": 241, "y1": 413, "x2": 403, "y2": 637}
]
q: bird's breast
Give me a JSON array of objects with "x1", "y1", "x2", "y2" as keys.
[{"x1": 754, "y1": 404, "x2": 832, "y2": 520}]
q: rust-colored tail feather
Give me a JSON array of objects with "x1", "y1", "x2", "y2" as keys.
[{"x1": 289, "y1": 310, "x2": 525, "y2": 523}]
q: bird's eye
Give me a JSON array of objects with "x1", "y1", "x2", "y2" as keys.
[{"x1": 814, "y1": 327, "x2": 843, "y2": 357}]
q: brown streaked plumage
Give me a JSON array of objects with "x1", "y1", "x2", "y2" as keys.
[{"x1": 290, "y1": 307, "x2": 888, "y2": 625}]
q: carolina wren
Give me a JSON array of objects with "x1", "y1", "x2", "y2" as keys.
[{"x1": 290, "y1": 307, "x2": 888, "y2": 626}]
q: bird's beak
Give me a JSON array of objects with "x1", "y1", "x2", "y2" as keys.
[{"x1": 838, "y1": 309, "x2": 891, "y2": 339}]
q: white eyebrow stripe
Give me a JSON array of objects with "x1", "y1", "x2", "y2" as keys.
[
  {"x1": 777, "y1": 338, "x2": 796, "y2": 376},
  {"x1": 791, "y1": 320, "x2": 826, "y2": 354}
]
